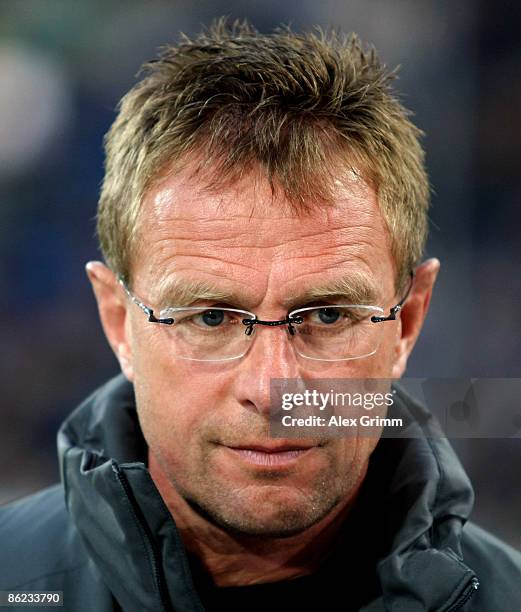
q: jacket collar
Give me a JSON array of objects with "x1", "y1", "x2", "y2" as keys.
[
  {"x1": 363, "y1": 387, "x2": 479, "y2": 610},
  {"x1": 58, "y1": 375, "x2": 478, "y2": 612}
]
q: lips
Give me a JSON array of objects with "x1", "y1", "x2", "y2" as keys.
[
  {"x1": 228, "y1": 443, "x2": 316, "y2": 453},
  {"x1": 223, "y1": 441, "x2": 318, "y2": 467}
]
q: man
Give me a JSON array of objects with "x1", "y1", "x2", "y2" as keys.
[{"x1": 1, "y1": 20, "x2": 520, "y2": 612}]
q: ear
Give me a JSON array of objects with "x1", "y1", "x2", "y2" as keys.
[
  {"x1": 391, "y1": 258, "x2": 440, "y2": 378},
  {"x1": 86, "y1": 261, "x2": 134, "y2": 381}
]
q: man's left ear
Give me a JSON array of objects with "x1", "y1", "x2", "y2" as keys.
[{"x1": 392, "y1": 258, "x2": 440, "y2": 378}]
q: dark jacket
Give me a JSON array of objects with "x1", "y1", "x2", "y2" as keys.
[{"x1": 1, "y1": 375, "x2": 520, "y2": 611}]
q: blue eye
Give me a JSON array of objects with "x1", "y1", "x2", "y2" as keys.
[
  {"x1": 201, "y1": 310, "x2": 225, "y2": 326},
  {"x1": 317, "y1": 308, "x2": 341, "y2": 324}
]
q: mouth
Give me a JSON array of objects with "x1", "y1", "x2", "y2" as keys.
[{"x1": 223, "y1": 442, "x2": 319, "y2": 468}]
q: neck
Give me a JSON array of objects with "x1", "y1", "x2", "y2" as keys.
[{"x1": 149, "y1": 452, "x2": 367, "y2": 586}]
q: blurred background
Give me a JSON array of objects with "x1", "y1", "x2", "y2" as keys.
[{"x1": 0, "y1": 1, "x2": 519, "y2": 548}]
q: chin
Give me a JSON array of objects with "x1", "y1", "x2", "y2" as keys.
[{"x1": 188, "y1": 485, "x2": 339, "y2": 538}]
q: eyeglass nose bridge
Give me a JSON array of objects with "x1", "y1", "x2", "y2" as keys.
[{"x1": 241, "y1": 316, "x2": 304, "y2": 337}]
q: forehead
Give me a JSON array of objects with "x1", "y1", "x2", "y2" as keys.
[{"x1": 133, "y1": 162, "x2": 395, "y2": 307}]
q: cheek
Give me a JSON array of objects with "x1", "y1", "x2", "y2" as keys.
[
  {"x1": 325, "y1": 436, "x2": 376, "y2": 492},
  {"x1": 341, "y1": 433, "x2": 375, "y2": 461},
  {"x1": 131, "y1": 334, "x2": 235, "y2": 472},
  {"x1": 367, "y1": 321, "x2": 401, "y2": 377}
]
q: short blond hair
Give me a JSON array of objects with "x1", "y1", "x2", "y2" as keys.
[{"x1": 97, "y1": 19, "x2": 429, "y2": 290}]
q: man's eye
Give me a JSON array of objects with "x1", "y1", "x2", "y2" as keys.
[
  {"x1": 313, "y1": 308, "x2": 341, "y2": 325},
  {"x1": 196, "y1": 310, "x2": 225, "y2": 327}
]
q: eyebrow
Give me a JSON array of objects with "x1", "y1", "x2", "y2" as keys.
[
  {"x1": 282, "y1": 274, "x2": 380, "y2": 309},
  {"x1": 154, "y1": 277, "x2": 240, "y2": 308}
]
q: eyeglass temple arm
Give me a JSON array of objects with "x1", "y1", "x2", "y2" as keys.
[
  {"x1": 370, "y1": 271, "x2": 415, "y2": 323},
  {"x1": 119, "y1": 279, "x2": 174, "y2": 325}
]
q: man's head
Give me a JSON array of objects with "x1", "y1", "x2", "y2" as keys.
[
  {"x1": 87, "y1": 21, "x2": 439, "y2": 538},
  {"x1": 97, "y1": 19, "x2": 429, "y2": 293}
]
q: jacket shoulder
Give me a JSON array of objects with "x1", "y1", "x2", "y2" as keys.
[
  {"x1": 0, "y1": 484, "x2": 90, "y2": 588},
  {"x1": 461, "y1": 521, "x2": 521, "y2": 610},
  {"x1": 0, "y1": 485, "x2": 116, "y2": 610}
]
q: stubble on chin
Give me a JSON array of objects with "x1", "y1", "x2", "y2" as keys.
[{"x1": 169, "y1": 450, "x2": 354, "y2": 538}]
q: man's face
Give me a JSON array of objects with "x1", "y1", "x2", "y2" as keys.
[{"x1": 118, "y1": 164, "x2": 403, "y2": 536}]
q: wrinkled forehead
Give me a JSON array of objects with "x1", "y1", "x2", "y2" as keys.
[
  {"x1": 141, "y1": 161, "x2": 383, "y2": 236},
  {"x1": 132, "y1": 162, "x2": 395, "y2": 307}
]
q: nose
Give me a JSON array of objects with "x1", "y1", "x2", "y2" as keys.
[{"x1": 232, "y1": 323, "x2": 302, "y2": 417}]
